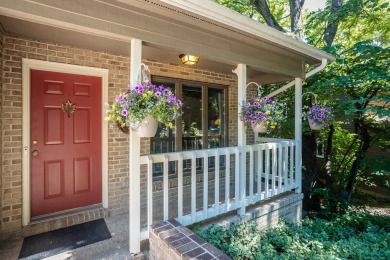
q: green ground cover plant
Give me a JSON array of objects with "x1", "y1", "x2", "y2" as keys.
[{"x1": 195, "y1": 209, "x2": 390, "y2": 260}]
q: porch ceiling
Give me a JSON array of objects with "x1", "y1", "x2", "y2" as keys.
[
  {"x1": 0, "y1": 0, "x2": 334, "y2": 83},
  {"x1": 0, "y1": 15, "x2": 284, "y2": 83}
]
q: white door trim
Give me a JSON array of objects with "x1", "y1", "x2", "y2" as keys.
[{"x1": 22, "y1": 59, "x2": 109, "y2": 226}]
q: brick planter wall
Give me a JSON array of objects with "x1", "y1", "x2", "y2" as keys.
[
  {"x1": 204, "y1": 192, "x2": 303, "y2": 231},
  {"x1": 149, "y1": 219, "x2": 231, "y2": 260}
]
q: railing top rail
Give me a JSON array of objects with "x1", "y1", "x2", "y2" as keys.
[
  {"x1": 256, "y1": 138, "x2": 296, "y2": 143},
  {"x1": 140, "y1": 146, "x2": 242, "y2": 164},
  {"x1": 140, "y1": 139, "x2": 297, "y2": 164}
]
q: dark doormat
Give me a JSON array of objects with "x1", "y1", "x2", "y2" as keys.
[{"x1": 19, "y1": 219, "x2": 112, "y2": 259}]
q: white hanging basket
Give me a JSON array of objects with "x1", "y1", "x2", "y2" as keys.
[
  {"x1": 136, "y1": 115, "x2": 158, "y2": 137},
  {"x1": 308, "y1": 118, "x2": 324, "y2": 131},
  {"x1": 252, "y1": 121, "x2": 268, "y2": 133}
]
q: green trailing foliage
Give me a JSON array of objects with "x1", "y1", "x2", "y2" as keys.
[{"x1": 195, "y1": 210, "x2": 390, "y2": 259}]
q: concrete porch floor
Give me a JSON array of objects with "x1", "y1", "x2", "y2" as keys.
[{"x1": 0, "y1": 213, "x2": 148, "y2": 260}]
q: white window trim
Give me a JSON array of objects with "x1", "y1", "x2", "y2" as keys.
[{"x1": 22, "y1": 59, "x2": 109, "y2": 226}]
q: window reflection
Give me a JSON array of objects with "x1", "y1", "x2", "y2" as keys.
[
  {"x1": 150, "y1": 78, "x2": 227, "y2": 177},
  {"x1": 182, "y1": 85, "x2": 203, "y2": 151}
]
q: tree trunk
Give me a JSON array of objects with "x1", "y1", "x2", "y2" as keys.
[
  {"x1": 324, "y1": 125, "x2": 335, "y2": 193},
  {"x1": 324, "y1": 0, "x2": 344, "y2": 46},
  {"x1": 253, "y1": 0, "x2": 286, "y2": 32},
  {"x1": 301, "y1": 133, "x2": 321, "y2": 211},
  {"x1": 344, "y1": 123, "x2": 371, "y2": 201},
  {"x1": 289, "y1": 0, "x2": 304, "y2": 40}
]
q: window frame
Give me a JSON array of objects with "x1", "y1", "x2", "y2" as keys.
[
  {"x1": 150, "y1": 76, "x2": 229, "y2": 178},
  {"x1": 151, "y1": 76, "x2": 229, "y2": 152}
]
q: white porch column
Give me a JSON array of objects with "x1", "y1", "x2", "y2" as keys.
[
  {"x1": 233, "y1": 64, "x2": 247, "y2": 216},
  {"x1": 294, "y1": 78, "x2": 303, "y2": 193},
  {"x1": 129, "y1": 38, "x2": 142, "y2": 254}
]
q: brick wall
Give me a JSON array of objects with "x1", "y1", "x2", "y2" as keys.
[
  {"x1": 205, "y1": 192, "x2": 303, "y2": 231},
  {"x1": 0, "y1": 29, "x2": 4, "y2": 236},
  {"x1": 0, "y1": 33, "x2": 238, "y2": 239}
]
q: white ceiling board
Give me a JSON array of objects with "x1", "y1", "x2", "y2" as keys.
[{"x1": 0, "y1": 15, "x2": 281, "y2": 80}]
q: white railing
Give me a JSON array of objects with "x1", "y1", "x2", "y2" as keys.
[
  {"x1": 244, "y1": 140, "x2": 298, "y2": 207},
  {"x1": 140, "y1": 139, "x2": 299, "y2": 234}
]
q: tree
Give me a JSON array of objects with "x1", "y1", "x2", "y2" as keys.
[
  {"x1": 312, "y1": 42, "x2": 389, "y2": 203},
  {"x1": 215, "y1": 0, "x2": 390, "y2": 211},
  {"x1": 305, "y1": 0, "x2": 390, "y2": 48}
]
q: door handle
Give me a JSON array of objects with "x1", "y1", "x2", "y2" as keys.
[{"x1": 32, "y1": 150, "x2": 39, "y2": 157}]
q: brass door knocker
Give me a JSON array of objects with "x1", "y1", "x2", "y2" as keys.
[{"x1": 62, "y1": 100, "x2": 76, "y2": 118}]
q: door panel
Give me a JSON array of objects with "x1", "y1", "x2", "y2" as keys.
[
  {"x1": 44, "y1": 160, "x2": 65, "y2": 199},
  {"x1": 30, "y1": 69, "x2": 102, "y2": 217},
  {"x1": 74, "y1": 157, "x2": 91, "y2": 194},
  {"x1": 44, "y1": 107, "x2": 64, "y2": 145},
  {"x1": 73, "y1": 108, "x2": 91, "y2": 143}
]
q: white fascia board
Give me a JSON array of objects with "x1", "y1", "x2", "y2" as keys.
[{"x1": 159, "y1": 0, "x2": 336, "y2": 63}]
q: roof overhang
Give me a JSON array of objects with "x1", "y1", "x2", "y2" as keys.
[{"x1": 0, "y1": 0, "x2": 335, "y2": 83}]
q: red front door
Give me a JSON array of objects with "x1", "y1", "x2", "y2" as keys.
[{"x1": 30, "y1": 69, "x2": 102, "y2": 217}]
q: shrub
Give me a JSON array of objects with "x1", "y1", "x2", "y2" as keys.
[{"x1": 195, "y1": 212, "x2": 390, "y2": 259}]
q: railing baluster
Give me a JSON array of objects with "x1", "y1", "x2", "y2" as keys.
[
  {"x1": 278, "y1": 143, "x2": 283, "y2": 194},
  {"x1": 235, "y1": 148, "x2": 240, "y2": 209},
  {"x1": 225, "y1": 152, "x2": 230, "y2": 212},
  {"x1": 147, "y1": 156, "x2": 153, "y2": 228},
  {"x1": 265, "y1": 144, "x2": 270, "y2": 199},
  {"x1": 271, "y1": 144, "x2": 277, "y2": 196},
  {"x1": 191, "y1": 152, "x2": 196, "y2": 223},
  {"x1": 177, "y1": 154, "x2": 183, "y2": 223},
  {"x1": 284, "y1": 142, "x2": 289, "y2": 191},
  {"x1": 291, "y1": 142, "x2": 295, "y2": 187},
  {"x1": 257, "y1": 145, "x2": 263, "y2": 201},
  {"x1": 203, "y1": 151, "x2": 209, "y2": 220},
  {"x1": 215, "y1": 150, "x2": 220, "y2": 216},
  {"x1": 163, "y1": 155, "x2": 169, "y2": 220},
  {"x1": 249, "y1": 146, "x2": 254, "y2": 205}
]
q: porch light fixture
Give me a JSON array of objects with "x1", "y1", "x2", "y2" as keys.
[{"x1": 179, "y1": 54, "x2": 199, "y2": 65}]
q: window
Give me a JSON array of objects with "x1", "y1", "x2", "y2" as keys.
[{"x1": 150, "y1": 77, "x2": 228, "y2": 176}]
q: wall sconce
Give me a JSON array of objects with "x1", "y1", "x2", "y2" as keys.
[{"x1": 179, "y1": 54, "x2": 199, "y2": 65}]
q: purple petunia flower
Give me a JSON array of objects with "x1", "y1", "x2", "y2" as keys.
[
  {"x1": 121, "y1": 109, "x2": 128, "y2": 116},
  {"x1": 155, "y1": 91, "x2": 162, "y2": 97}
]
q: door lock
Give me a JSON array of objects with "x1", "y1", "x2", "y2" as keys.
[{"x1": 32, "y1": 150, "x2": 39, "y2": 157}]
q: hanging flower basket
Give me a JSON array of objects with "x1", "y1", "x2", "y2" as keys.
[
  {"x1": 106, "y1": 80, "x2": 182, "y2": 137},
  {"x1": 136, "y1": 115, "x2": 158, "y2": 137},
  {"x1": 252, "y1": 121, "x2": 268, "y2": 133},
  {"x1": 308, "y1": 118, "x2": 324, "y2": 130},
  {"x1": 117, "y1": 121, "x2": 129, "y2": 134},
  {"x1": 239, "y1": 96, "x2": 286, "y2": 134},
  {"x1": 305, "y1": 104, "x2": 333, "y2": 131}
]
